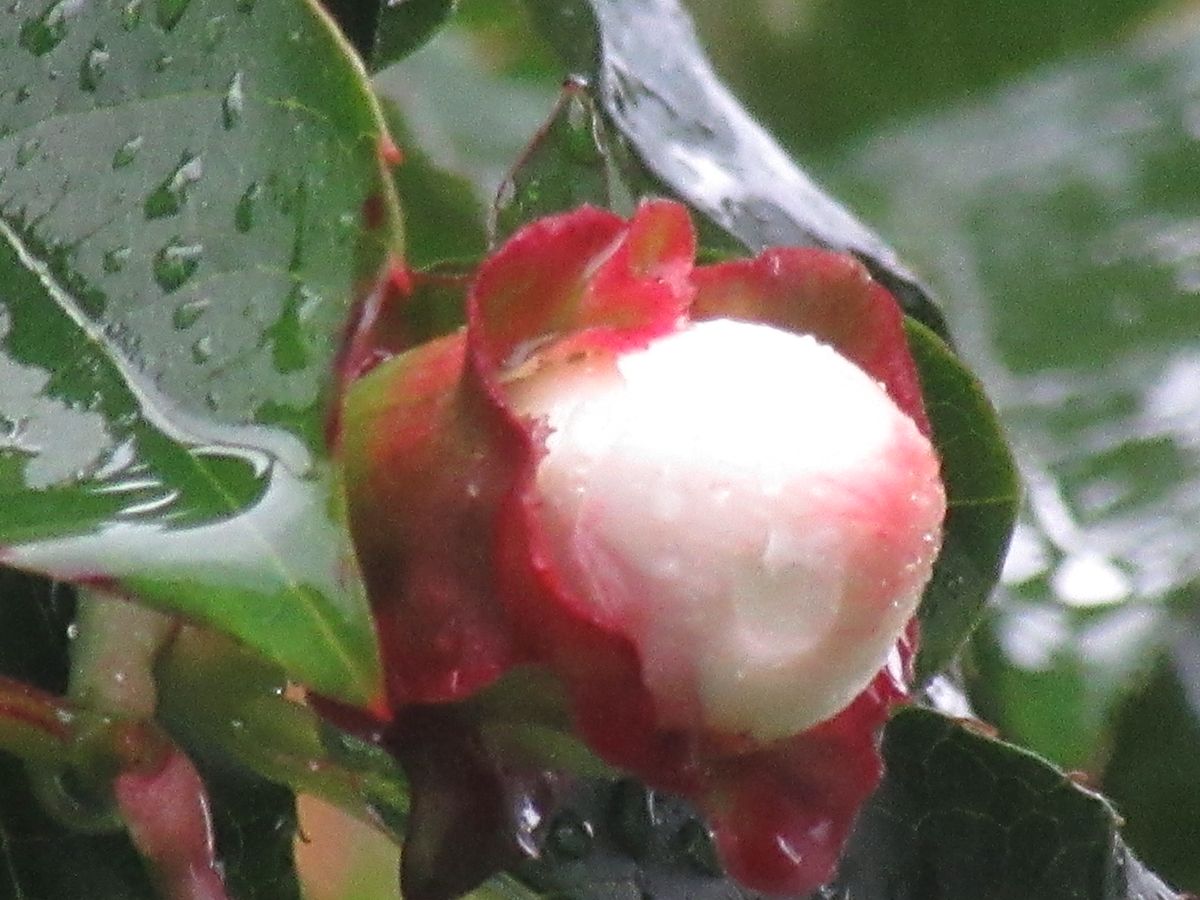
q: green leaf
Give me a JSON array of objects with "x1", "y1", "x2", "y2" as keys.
[
  {"x1": 905, "y1": 320, "x2": 1020, "y2": 680},
  {"x1": 0, "y1": 0, "x2": 401, "y2": 705}
]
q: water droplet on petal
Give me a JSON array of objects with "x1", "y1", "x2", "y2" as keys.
[
  {"x1": 154, "y1": 0, "x2": 189, "y2": 31},
  {"x1": 112, "y1": 135, "x2": 143, "y2": 169},
  {"x1": 234, "y1": 181, "x2": 259, "y2": 232},
  {"x1": 221, "y1": 71, "x2": 243, "y2": 130},
  {"x1": 144, "y1": 152, "x2": 202, "y2": 219},
  {"x1": 102, "y1": 246, "x2": 131, "y2": 273},
  {"x1": 80, "y1": 42, "x2": 109, "y2": 92},
  {"x1": 121, "y1": 0, "x2": 142, "y2": 30},
  {"x1": 15, "y1": 138, "x2": 39, "y2": 167},
  {"x1": 153, "y1": 239, "x2": 202, "y2": 292},
  {"x1": 172, "y1": 296, "x2": 208, "y2": 329}
]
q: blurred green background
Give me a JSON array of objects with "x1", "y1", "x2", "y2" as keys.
[{"x1": 375, "y1": 0, "x2": 1200, "y2": 889}]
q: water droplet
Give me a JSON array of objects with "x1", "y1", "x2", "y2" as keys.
[
  {"x1": 152, "y1": 239, "x2": 202, "y2": 292},
  {"x1": 15, "y1": 138, "x2": 39, "y2": 167},
  {"x1": 172, "y1": 296, "x2": 209, "y2": 329},
  {"x1": 234, "y1": 181, "x2": 259, "y2": 232},
  {"x1": 102, "y1": 246, "x2": 131, "y2": 273},
  {"x1": 80, "y1": 42, "x2": 109, "y2": 92},
  {"x1": 610, "y1": 780, "x2": 658, "y2": 859},
  {"x1": 546, "y1": 811, "x2": 594, "y2": 861},
  {"x1": 144, "y1": 153, "x2": 202, "y2": 219},
  {"x1": 203, "y1": 14, "x2": 227, "y2": 49},
  {"x1": 191, "y1": 334, "x2": 212, "y2": 363},
  {"x1": 676, "y1": 819, "x2": 721, "y2": 876},
  {"x1": 221, "y1": 71, "x2": 243, "y2": 129},
  {"x1": 153, "y1": 53, "x2": 172, "y2": 72},
  {"x1": 112, "y1": 135, "x2": 143, "y2": 169},
  {"x1": 14, "y1": 85, "x2": 30, "y2": 103},
  {"x1": 121, "y1": 0, "x2": 142, "y2": 30},
  {"x1": 66, "y1": 622, "x2": 79, "y2": 640},
  {"x1": 154, "y1": 0, "x2": 189, "y2": 31},
  {"x1": 264, "y1": 283, "x2": 312, "y2": 373},
  {"x1": 19, "y1": 0, "x2": 76, "y2": 56}
]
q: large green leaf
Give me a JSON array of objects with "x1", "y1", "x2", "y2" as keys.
[{"x1": 0, "y1": 0, "x2": 401, "y2": 704}]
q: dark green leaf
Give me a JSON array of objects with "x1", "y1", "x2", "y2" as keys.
[
  {"x1": 905, "y1": 320, "x2": 1020, "y2": 680},
  {"x1": 522, "y1": 0, "x2": 949, "y2": 336},
  {"x1": 0, "y1": 0, "x2": 400, "y2": 705},
  {"x1": 825, "y1": 707, "x2": 1178, "y2": 900}
]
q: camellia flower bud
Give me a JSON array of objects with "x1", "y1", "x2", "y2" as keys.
[
  {"x1": 507, "y1": 317, "x2": 944, "y2": 742},
  {"x1": 340, "y1": 200, "x2": 946, "y2": 898}
]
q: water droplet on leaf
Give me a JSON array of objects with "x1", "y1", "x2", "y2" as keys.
[
  {"x1": 204, "y1": 14, "x2": 227, "y2": 49},
  {"x1": 676, "y1": 819, "x2": 721, "y2": 876},
  {"x1": 191, "y1": 334, "x2": 212, "y2": 363},
  {"x1": 144, "y1": 153, "x2": 202, "y2": 219},
  {"x1": 234, "y1": 181, "x2": 259, "y2": 232},
  {"x1": 546, "y1": 811, "x2": 594, "y2": 861},
  {"x1": 80, "y1": 42, "x2": 109, "y2": 92},
  {"x1": 15, "y1": 138, "x2": 39, "y2": 167},
  {"x1": 19, "y1": 0, "x2": 75, "y2": 56},
  {"x1": 14, "y1": 85, "x2": 31, "y2": 103},
  {"x1": 154, "y1": 0, "x2": 189, "y2": 31},
  {"x1": 112, "y1": 135, "x2": 143, "y2": 169},
  {"x1": 121, "y1": 0, "x2": 142, "y2": 30},
  {"x1": 221, "y1": 71, "x2": 243, "y2": 130},
  {"x1": 172, "y1": 296, "x2": 208, "y2": 329},
  {"x1": 102, "y1": 247, "x2": 131, "y2": 273},
  {"x1": 153, "y1": 239, "x2": 202, "y2": 292},
  {"x1": 610, "y1": 780, "x2": 658, "y2": 858},
  {"x1": 153, "y1": 53, "x2": 172, "y2": 72}
]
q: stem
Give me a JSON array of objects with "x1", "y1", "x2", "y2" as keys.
[{"x1": 0, "y1": 675, "x2": 73, "y2": 765}]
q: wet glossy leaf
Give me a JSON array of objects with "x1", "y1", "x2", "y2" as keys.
[
  {"x1": 523, "y1": 0, "x2": 949, "y2": 337},
  {"x1": 905, "y1": 321, "x2": 1020, "y2": 680},
  {"x1": 0, "y1": 0, "x2": 401, "y2": 705}
]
